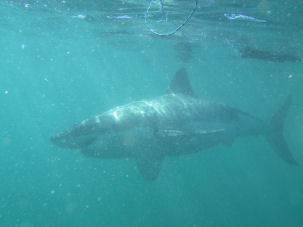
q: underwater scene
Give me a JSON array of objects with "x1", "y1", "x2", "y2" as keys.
[{"x1": 0, "y1": 0, "x2": 302, "y2": 226}]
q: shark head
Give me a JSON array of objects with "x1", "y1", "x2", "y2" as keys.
[
  {"x1": 50, "y1": 116, "x2": 108, "y2": 149},
  {"x1": 51, "y1": 114, "x2": 118, "y2": 149},
  {"x1": 51, "y1": 124, "x2": 97, "y2": 149},
  {"x1": 51, "y1": 68, "x2": 194, "y2": 151}
]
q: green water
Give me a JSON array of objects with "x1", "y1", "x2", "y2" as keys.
[{"x1": 0, "y1": 0, "x2": 302, "y2": 226}]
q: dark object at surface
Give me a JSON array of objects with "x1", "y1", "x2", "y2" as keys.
[{"x1": 240, "y1": 47, "x2": 301, "y2": 62}]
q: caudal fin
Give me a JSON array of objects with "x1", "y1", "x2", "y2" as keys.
[{"x1": 266, "y1": 96, "x2": 299, "y2": 165}]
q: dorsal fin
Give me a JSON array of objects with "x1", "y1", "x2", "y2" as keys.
[{"x1": 168, "y1": 68, "x2": 196, "y2": 97}]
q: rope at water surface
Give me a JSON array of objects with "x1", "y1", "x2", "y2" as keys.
[{"x1": 145, "y1": 0, "x2": 198, "y2": 36}]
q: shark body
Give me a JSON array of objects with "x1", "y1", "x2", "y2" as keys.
[{"x1": 51, "y1": 69, "x2": 298, "y2": 180}]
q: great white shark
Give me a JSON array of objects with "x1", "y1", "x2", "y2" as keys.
[{"x1": 51, "y1": 68, "x2": 298, "y2": 180}]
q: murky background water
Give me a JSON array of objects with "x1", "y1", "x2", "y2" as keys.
[{"x1": 0, "y1": 0, "x2": 302, "y2": 226}]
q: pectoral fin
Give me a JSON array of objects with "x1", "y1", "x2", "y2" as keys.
[{"x1": 136, "y1": 154, "x2": 164, "y2": 181}]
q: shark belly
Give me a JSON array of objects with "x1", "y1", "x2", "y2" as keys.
[{"x1": 81, "y1": 126, "x2": 156, "y2": 159}]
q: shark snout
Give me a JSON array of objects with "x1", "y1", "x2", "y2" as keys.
[
  {"x1": 50, "y1": 130, "x2": 79, "y2": 149},
  {"x1": 51, "y1": 129, "x2": 97, "y2": 149},
  {"x1": 50, "y1": 133, "x2": 71, "y2": 148}
]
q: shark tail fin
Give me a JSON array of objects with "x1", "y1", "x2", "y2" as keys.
[{"x1": 266, "y1": 96, "x2": 299, "y2": 165}]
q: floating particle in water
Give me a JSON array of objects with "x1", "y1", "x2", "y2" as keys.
[
  {"x1": 50, "y1": 189, "x2": 56, "y2": 194},
  {"x1": 72, "y1": 14, "x2": 87, "y2": 19},
  {"x1": 288, "y1": 74, "x2": 293, "y2": 79}
]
